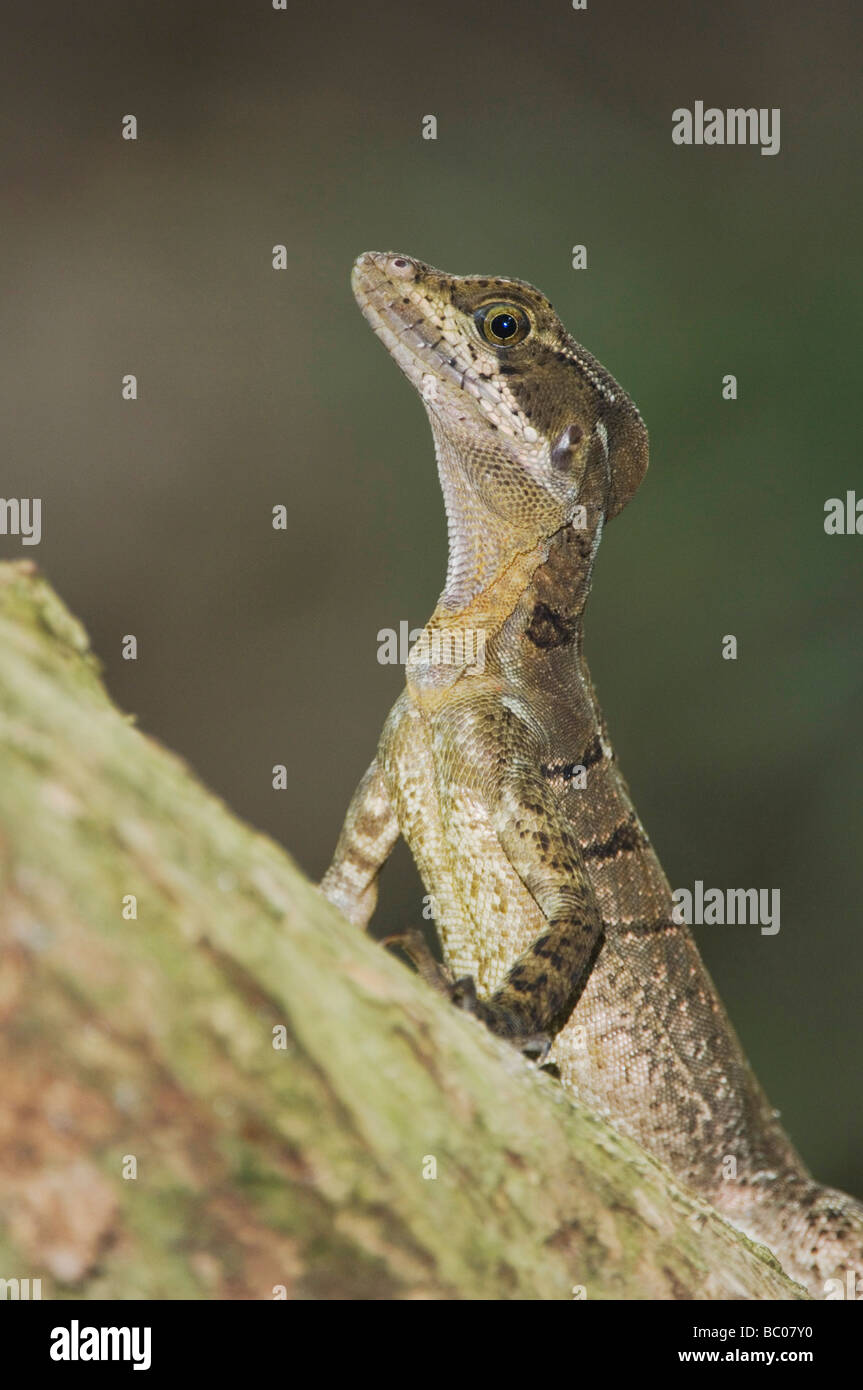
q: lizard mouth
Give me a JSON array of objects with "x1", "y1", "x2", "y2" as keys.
[{"x1": 351, "y1": 251, "x2": 510, "y2": 419}]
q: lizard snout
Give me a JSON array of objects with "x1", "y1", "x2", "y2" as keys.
[
  {"x1": 353, "y1": 250, "x2": 418, "y2": 288},
  {"x1": 351, "y1": 251, "x2": 416, "y2": 278}
]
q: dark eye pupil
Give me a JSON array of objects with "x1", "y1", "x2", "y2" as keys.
[{"x1": 490, "y1": 312, "x2": 517, "y2": 339}]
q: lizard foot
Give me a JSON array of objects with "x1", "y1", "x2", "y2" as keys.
[
  {"x1": 451, "y1": 975, "x2": 552, "y2": 1062},
  {"x1": 383, "y1": 935, "x2": 552, "y2": 1062}
]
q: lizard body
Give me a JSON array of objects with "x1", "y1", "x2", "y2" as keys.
[{"x1": 321, "y1": 251, "x2": 863, "y2": 1296}]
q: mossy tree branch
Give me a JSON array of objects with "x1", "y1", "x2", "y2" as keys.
[{"x1": 0, "y1": 561, "x2": 803, "y2": 1300}]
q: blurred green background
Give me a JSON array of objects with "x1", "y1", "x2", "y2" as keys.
[{"x1": 2, "y1": 1, "x2": 861, "y2": 1195}]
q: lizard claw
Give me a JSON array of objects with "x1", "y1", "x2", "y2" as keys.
[
  {"x1": 381, "y1": 927, "x2": 455, "y2": 994},
  {"x1": 518, "y1": 1033, "x2": 553, "y2": 1063},
  {"x1": 450, "y1": 974, "x2": 481, "y2": 1012}
]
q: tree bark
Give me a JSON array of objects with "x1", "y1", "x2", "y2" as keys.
[{"x1": 0, "y1": 560, "x2": 804, "y2": 1300}]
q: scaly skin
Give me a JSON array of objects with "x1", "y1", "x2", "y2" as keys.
[{"x1": 321, "y1": 251, "x2": 863, "y2": 1297}]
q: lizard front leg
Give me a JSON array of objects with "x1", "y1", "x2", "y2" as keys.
[
  {"x1": 436, "y1": 699, "x2": 605, "y2": 1053},
  {"x1": 320, "y1": 757, "x2": 399, "y2": 927},
  {"x1": 321, "y1": 755, "x2": 456, "y2": 990}
]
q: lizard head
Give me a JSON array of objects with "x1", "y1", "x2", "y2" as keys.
[{"x1": 351, "y1": 252, "x2": 648, "y2": 541}]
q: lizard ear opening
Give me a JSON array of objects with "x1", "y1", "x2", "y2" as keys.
[
  {"x1": 550, "y1": 422, "x2": 585, "y2": 470},
  {"x1": 604, "y1": 408, "x2": 649, "y2": 520}
]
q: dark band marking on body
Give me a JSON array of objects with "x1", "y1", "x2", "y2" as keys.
[
  {"x1": 582, "y1": 814, "x2": 646, "y2": 861},
  {"x1": 525, "y1": 602, "x2": 578, "y2": 649}
]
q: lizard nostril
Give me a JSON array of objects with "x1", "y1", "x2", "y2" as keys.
[{"x1": 387, "y1": 256, "x2": 416, "y2": 279}]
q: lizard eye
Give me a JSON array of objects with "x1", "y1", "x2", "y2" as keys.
[{"x1": 475, "y1": 302, "x2": 531, "y2": 347}]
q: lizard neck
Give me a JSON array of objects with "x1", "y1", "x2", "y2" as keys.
[
  {"x1": 406, "y1": 539, "x2": 548, "y2": 709},
  {"x1": 431, "y1": 421, "x2": 607, "y2": 628},
  {"x1": 406, "y1": 439, "x2": 607, "y2": 708},
  {"x1": 506, "y1": 512, "x2": 603, "y2": 659},
  {"x1": 494, "y1": 441, "x2": 611, "y2": 668},
  {"x1": 432, "y1": 426, "x2": 547, "y2": 614},
  {"x1": 407, "y1": 511, "x2": 602, "y2": 709}
]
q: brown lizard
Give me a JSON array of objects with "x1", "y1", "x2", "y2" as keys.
[{"x1": 321, "y1": 250, "x2": 863, "y2": 1297}]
